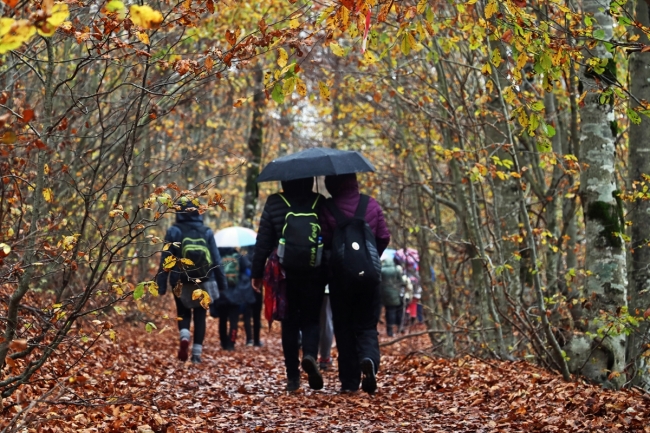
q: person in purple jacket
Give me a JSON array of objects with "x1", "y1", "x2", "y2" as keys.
[{"x1": 319, "y1": 173, "x2": 390, "y2": 394}]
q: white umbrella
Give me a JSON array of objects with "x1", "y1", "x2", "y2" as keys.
[{"x1": 214, "y1": 226, "x2": 257, "y2": 248}]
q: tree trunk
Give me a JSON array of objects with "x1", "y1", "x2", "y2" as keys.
[
  {"x1": 567, "y1": 0, "x2": 628, "y2": 388},
  {"x1": 241, "y1": 68, "x2": 265, "y2": 228},
  {"x1": 627, "y1": 0, "x2": 650, "y2": 390}
]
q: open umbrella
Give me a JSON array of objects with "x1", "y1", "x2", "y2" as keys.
[
  {"x1": 381, "y1": 248, "x2": 397, "y2": 262},
  {"x1": 257, "y1": 147, "x2": 375, "y2": 182},
  {"x1": 214, "y1": 226, "x2": 257, "y2": 248}
]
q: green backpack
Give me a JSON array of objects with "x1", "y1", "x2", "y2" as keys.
[
  {"x1": 178, "y1": 224, "x2": 213, "y2": 281},
  {"x1": 221, "y1": 253, "x2": 240, "y2": 287}
]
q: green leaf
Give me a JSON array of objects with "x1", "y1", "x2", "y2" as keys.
[
  {"x1": 627, "y1": 108, "x2": 642, "y2": 125},
  {"x1": 133, "y1": 283, "x2": 144, "y2": 300},
  {"x1": 531, "y1": 101, "x2": 545, "y2": 112},
  {"x1": 145, "y1": 322, "x2": 157, "y2": 333},
  {"x1": 272, "y1": 84, "x2": 285, "y2": 104},
  {"x1": 593, "y1": 28, "x2": 605, "y2": 39},
  {"x1": 618, "y1": 16, "x2": 632, "y2": 26}
]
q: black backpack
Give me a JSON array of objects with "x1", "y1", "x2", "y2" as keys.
[
  {"x1": 177, "y1": 224, "x2": 213, "y2": 281},
  {"x1": 326, "y1": 195, "x2": 381, "y2": 288},
  {"x1": 278, "y1": 193, "x2": 323, "y2": 272}
]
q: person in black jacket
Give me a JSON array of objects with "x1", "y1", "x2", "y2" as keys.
[
  {"x1": 156, "y1": 198, "x2": 228, "y2": 364},
  {"x1": 213, "y1": 247, "x2": 253, "y2": 351},
  {"x1": 251, "y1": 177, "x2": 326, "y2": 392}
]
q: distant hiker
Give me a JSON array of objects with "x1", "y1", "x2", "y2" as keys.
[
  {"x1": 156, "y1": 197, "x2": 227, "y2": 364},
  {"x1": 251, "y1": 177, "x2": 327, "y2": 392},
  {"x1": 242, "y1": 248, "x2": 264, "y2": 347},
  {"x1": 212, "y1": 247, "x2": 253, "y2": 351},
  {"x1": 320, "y1": 173, "x2": 390, "y2": 394},
  {"x1": 319, "y1": 285, "x2": 334, "y2": 371},
  {"x1": 380, "y1": 258, "x2": 406, "y2": 337}
]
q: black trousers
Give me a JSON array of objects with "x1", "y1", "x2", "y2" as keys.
[
  {"x1": 330, "y1": 281, "x2": 382, "y2": 390},
  {"x1": 244, "y1": 290, "x2": 263, "y2": 343},
  {"x1": 174, "y1": 296, "x2": 206, "y2": 345},
  {"x1": 281, "y1": 277, "x2": 324, "y2": 380},
  {"x1": 217, "y1": 303, "x2": 240, "y2": 349},
  {"x1": 385, "y1": 303, "x2": 403, "y2": 334}
]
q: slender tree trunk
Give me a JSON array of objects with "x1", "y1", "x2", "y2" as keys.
[
  {"x1": 241, "y1": 68, "x2": 265, "y2": 228},
  {"x1": 566, "y1": 0, "x2": 628, "y2": 388},
  {"x1": 627, "y1": 0, "x2": 650, "y2": 390}
]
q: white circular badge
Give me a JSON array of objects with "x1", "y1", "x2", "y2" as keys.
[{"x1": 352, "y1": 242, "x2": 360, "y2": 250}]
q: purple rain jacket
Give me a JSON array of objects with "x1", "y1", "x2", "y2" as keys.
[{"x1": 319, "y1": 173, "x2": 390, "y2": 255}]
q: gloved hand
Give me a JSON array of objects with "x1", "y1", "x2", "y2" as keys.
[{"x1": 156, "y1": 273, "x2": 168, "y2": 296}]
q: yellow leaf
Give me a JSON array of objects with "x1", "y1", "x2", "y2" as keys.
[
  {"x1": 283, "y1": 76, "x2": 296, "y2": 95},
  {"x1": 180, "y1": 258, "x2": 194, "y2": 266},
  {"x1": 481, "y1": 62, "x2": 492, "y2": 75},
  {"x1": 296, "y1": 77, "x2": 307, "y2": 97},
  {"x1": 0, "y1": 19, "x2": 36, "y2": 54},
  {"x1": 106, "y1": 0, "x2": 126, "y2": 13},
  {"x1": 330, "y1": 42, "x2": 345, "y2": 57},
  {"x1": 163, "y1": 255, "x2": 177, "y2": 271},
  {"x1": 318, "y1": 81, "x2": 330, "y2": 102},
  {"x1": 37, "y1": 2, "x2": 69, "y2": 36},
  {"x1": 485, "y1": 0, "x2": 498, "y2": 19},
  {"x1": 277, "y1": 47, "x2": 288, "y2": 68},
  {"x1": 129, "y1": 4, "x2": 163, "y2": 29},
  {"x1": 290, "y1": 19, "x2": 300, "y2": 29},
  {"x1": 264, "y1": 70, "x2": 272, "y2": 87},
  {"x1": 363, "y1": 50, "x2": 378, "y2": 65},
  {"x1": 136, "y1": 31, "x2": 150, "y2": 45},
  {"x1": 0, "y1": 243, "x2": 10, "y2": 255},
  {"x1": 417, "y1": 0, "x2": 428, "y2": 13},
  {"x1": 148, "y1": 281, "x2": 159, "y2": 296},
  {"x1": 43, "y1": 188, "x2": 53, "y2": 203},
  {"x1": 44, "y1": 163, "x2": 50, "y2": 175},
  {"x1": 491, "y1": 48, "x2": 502, "y2": 67}
]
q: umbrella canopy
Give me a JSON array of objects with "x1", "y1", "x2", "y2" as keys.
[
  {"x1": 381, "y1": 248, "x2": 397, "y2": 262},
  {"x1": 256, "y1": 147, "x2": 375, "y2": 182},
  {"x1": 214, "y1": 226, "x2": 257, "y2": 248}
]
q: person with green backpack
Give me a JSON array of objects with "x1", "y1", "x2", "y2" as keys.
[
  {"x1": 251, "y1": 177, "x2": 327, "y2": 392},
  {"x1": 156, "y1": 197, "x2": 228, "y2": 364}
]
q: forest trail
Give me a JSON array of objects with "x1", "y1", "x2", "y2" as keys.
[{"x1": 6, "y1": 301, "x2": 648, "y2": 433}]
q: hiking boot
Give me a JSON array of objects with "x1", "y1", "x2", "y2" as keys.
[
  {"x1": 178, "y1": 339, "x2": 189, "y2": 362},
  {"x1": 340, "y1": 388, "x2": 358, "y2": 394},
  {"x1": 286, "y1": 377, "x2": 300, "y2": 392},
  {"x1": 224, "y1": 344, "x2": 235, "y2": 352},
  {"x1": 246, "y1": 340, "x2": 254, "y2": 347},
  {"x1": 254, "y1": 341, "x2": 264, "y2": 347},
  {"x1": 191, "y1": 355, "x2": 202, "y2": 364},
  {"x1": 319, "y1": 357, "x2": 333, "y2": 371},
  {"x1": 301, "y1": 355, "x2": 324, "y2": 390},
  {"x1": 361, "y1": 358, "x2": 377, "y2": 394}
]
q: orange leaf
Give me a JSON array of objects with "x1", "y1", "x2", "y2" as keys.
[
  {"x1": 2, "y1": 0, "x2": 19, "y2": 8},
  {"x1": 9, "y1": 339, "x2": 27, "y2": 351},
  {"x1": 22, "y1": 109, "x2": 34, "y2": 122},
  {"x1": 206, "y1": 0, "x2": 214, "y2": 13}
]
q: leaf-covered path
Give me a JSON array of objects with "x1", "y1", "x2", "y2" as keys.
[{"x1": 5, "y1": 312, "x2": 650, "y2": 433}]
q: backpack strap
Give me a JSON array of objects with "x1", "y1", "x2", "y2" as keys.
[
  {"x1": 278, "y1": 193, "x2": 291, "y2": 207},
  {"x1": 325, "y1": 198, "x2": 347, "y2": 225},
  {"x1": 354, "y1": 195, "x2": 370, "y2": 220}
]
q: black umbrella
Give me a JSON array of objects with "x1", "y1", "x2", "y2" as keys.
[{"x1": 256, "y1": 147, "x2": 375, "y2": 182}]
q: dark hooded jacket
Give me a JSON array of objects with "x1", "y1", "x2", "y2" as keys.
[
  {"x1": 319, "y1": 173, "x2": 390, "y2": 255},
  {"x1": 155, "y1": 202, "x2": 228, "y2": 295},
  {"x1": 216, "y1": 247, "x2": 255, "y2": 305},
  {"x1": 251, "y1": 178, "x2": 322, "y2": 278}
]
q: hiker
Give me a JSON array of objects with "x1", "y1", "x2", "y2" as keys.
[
  {"x1": 318, "y1": 285, "x2": 334, "y2": 370},
  {"x1": 320, "y1": 173, "x2": 390, "y2": 394},
  {"x1": 212, "y1": 247, "x2": 253, "y2": 351},
  {"x1": 156, "y1": 197, "x2": 227, "y2": 364},
  {"x1": 380, "y1": 258, "x2": 406, "y2": 337},
  {"x1": 242, "y1": 248, "x2": 264, "y2": 347},
  {"x1": 251, "y1": 177, "x2": 327, "y2": 392}
]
